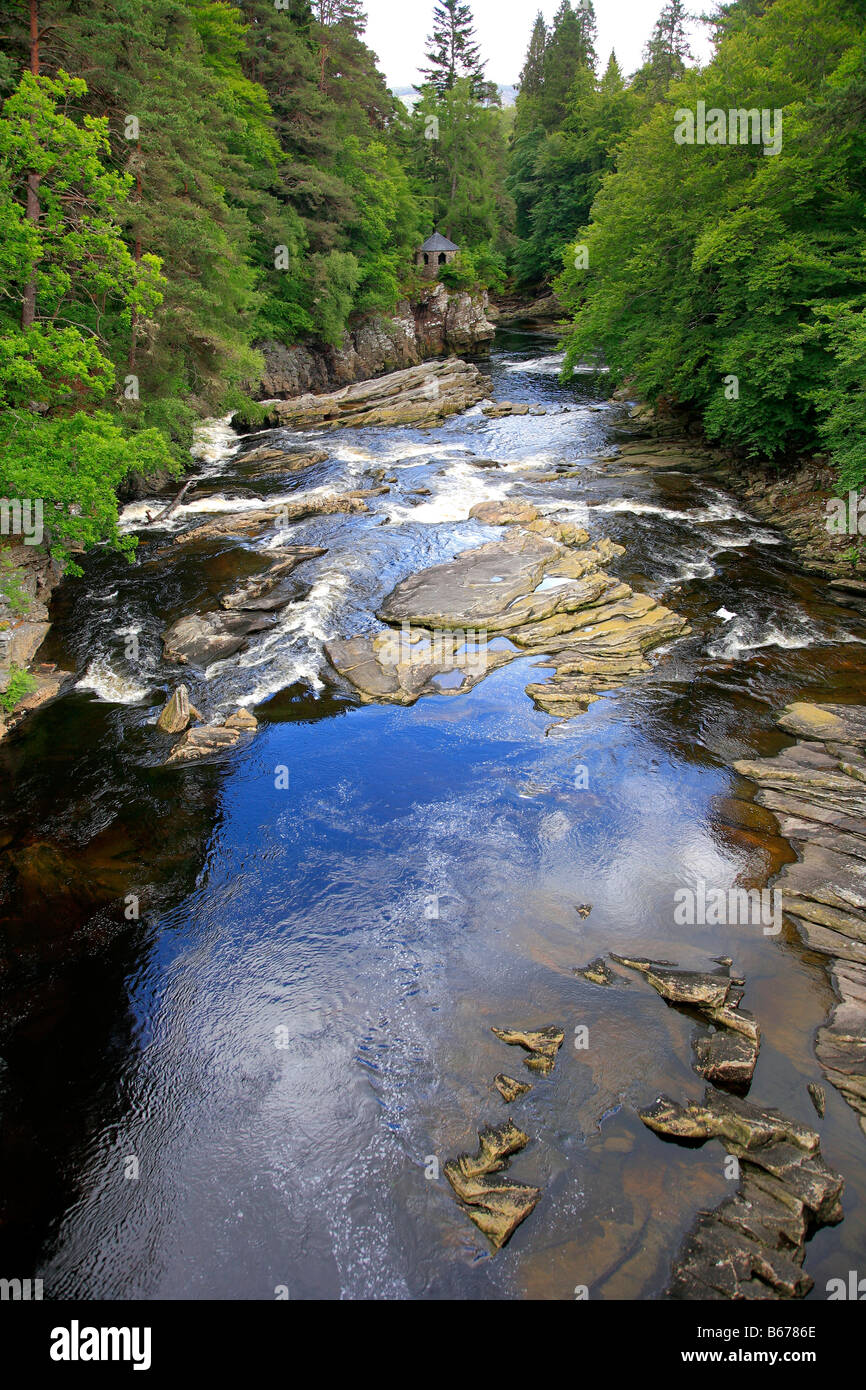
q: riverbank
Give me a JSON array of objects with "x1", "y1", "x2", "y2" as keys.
[{"x1": 606, "y1": 402, "x2": 863, "y2": 587}]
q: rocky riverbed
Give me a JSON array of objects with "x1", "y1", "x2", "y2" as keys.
[{"x1": 3, "y1": 330, "x2": 866, "y2": 1300}]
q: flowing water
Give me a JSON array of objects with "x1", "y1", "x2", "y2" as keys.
[{"x1": 2, "y1": 328, "x2": 866, "y2": 1300}]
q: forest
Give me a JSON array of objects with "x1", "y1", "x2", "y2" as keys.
[{"x1": 0, "y1": 0, "x2": 863, "y2": 571}]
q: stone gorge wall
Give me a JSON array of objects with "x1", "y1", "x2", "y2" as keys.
[{"x1": 257, "y1": 284, "x2": 495, "y2": 399}]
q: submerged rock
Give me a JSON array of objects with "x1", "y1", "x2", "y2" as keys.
[
  {"x1": 220, "y1": 547, "x2": 326, "y2": 612},
  {"x1": 444, "y1": 1120, "x2": 540, "y2": 1250},
  {"x1": 494, "y1": 1074, "x2": 532, "y2": 1102},
  {"x1": 325, "y1": 629, "x2": 514, "y2": 706},
  {"x1": 612, "y1": 954, "x2": 760, "y2": 1089},
  {"x1": 574, "y1": 957, "x2": 616, "y2": 986},
  {"x1": 491, "y1": 1024, "x2": 564, "y2": 1076}
]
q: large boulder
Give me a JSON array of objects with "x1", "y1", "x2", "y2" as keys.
[{"x1": 162, "y1": 611, "x2": 276, "y2": 666}]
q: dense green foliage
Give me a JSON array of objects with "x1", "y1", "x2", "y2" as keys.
[
  {"x1": 1, "y1": 0, "x2": 862, "y2": 586},
  {"x1": 0, "y1": 0, "x2": 502, "y2": 569},
  {"x1": 507, "y1": 0, "x2": 865, "y2": 483},
  {"x1": 552, "y1": 0, "x2": 866, "y2": 482}
]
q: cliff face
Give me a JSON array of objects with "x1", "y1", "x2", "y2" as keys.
[
  {"x1": 258, "y1": 285, "x2": 495, "y2": 399},
  {"x1": 0, "y1": 541, "x2": 70, "y2": 740}
]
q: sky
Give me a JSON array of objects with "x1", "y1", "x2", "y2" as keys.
[{"x1": 363, "y1": 0, "x2": 715, "y2": 91}]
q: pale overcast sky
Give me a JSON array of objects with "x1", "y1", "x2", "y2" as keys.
[{"x1": 364, "y1": 0, "x2": 714, "y2": 90}]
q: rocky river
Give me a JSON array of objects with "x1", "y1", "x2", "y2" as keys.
[{"x1": 2, "y1": 327, "x2": 866, "y2": 1299}]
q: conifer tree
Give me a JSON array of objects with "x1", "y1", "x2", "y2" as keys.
[
  {"x1": 636, "y1": 0, "x2": 693, "y2": 96},
  {"x1": 518, "y1": 13, "x2": 547, "y2": 98},
  {"x1": 421, "y1": 0, "x2": 487, "y2": 99},
  {"x1": 540, "y1": 0, "x2": 597, "y2": 129}
]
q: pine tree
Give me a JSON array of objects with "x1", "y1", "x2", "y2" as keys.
[
  {"x1": 640, "y1": 0, "x2": 693, "y2": 94},
  {"x1": 540, "y1": 0, "x2": 597, "y2": 129},
  {"x1": 519, "y1": 13, "x2": 547, "y2": 98},
  {"x1": 421, "y1": 0, "x2": 487, "y2": 99}
]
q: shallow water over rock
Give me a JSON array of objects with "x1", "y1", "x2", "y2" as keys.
[{"x1": 2, "y1": 329, "x2": 866, "y2": 1299}]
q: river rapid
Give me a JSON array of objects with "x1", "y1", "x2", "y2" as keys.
[{"x1": 2, "y1": 328, "x2": 865, "y2": 1299}]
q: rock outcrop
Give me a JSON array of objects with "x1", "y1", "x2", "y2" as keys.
[
  {"x1": 326, "y1": 514, "x2": 688, "y2": 718},
  {"x1": 611, "y1": 956, "x2": 760, "y2": 1090},
  {"x1": 254, "y1": 358, "x2": 490, "y2": 432},
  {"x1": 444, "y1": 1120, "x2": 540, "y2": 1251},
  {"x1": 733, "y1": 702, "x2": 866, "y2": 1136},
  {"x1": 257, "y1": 285, "x2": 495, "y2": 400},
  {"x1": 172, "y1": 496, "x2": 367, "y2": 546},
  {"x1": 0, "y1": 542, "x2": 70, "y2": 741},
  {"x1": 156, "y1": 684, "x2": 198, "y2": 733},
  {"x1": 641, "y1": 1090, "x2": 844, "y2": 1299},
  {"x1": 491, "y1": 1024, "x2": 564, "y2": 1077}
]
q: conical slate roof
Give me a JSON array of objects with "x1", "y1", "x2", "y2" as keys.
[{"x1": 420, "y1": 231, "x2": 458, "y2": 252}]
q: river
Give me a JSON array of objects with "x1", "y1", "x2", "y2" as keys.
[{"x1": 1, "y1": 328, "x2": 865, "y2": 1299}]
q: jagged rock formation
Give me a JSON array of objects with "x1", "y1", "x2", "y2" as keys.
[
  {"x1": 640, "y1": 1090, "x2": 844, "y2": 1299},
  {"x1": 156, "y1": 684, "x2": 201, "y2": 733},
  {"x1": 733, "y1": 701, "x2": 866, "y2": 1136},
  {"x1": 444, "y1": 1120, "x2": 540, "y2": 1251},
  {"x1": 495, "y1": 1074, "x2": 532, "y2": 1102},
  {"x1": 491, "y1": 1025, "x2": 564, "y2": 1077},
  {"x1": 611, "y1": 956, "x2": 760, "y2": 1090}
]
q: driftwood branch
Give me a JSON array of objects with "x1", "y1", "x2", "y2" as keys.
[{"x1": 144, "y1": 478, "x2": 195, "y2": 526}]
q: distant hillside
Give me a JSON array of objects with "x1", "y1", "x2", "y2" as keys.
[{"x1": 394, "y1": 83, "x2": 517, "y2": 109}]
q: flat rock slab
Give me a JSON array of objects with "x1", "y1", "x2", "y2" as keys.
[
  {"x1": 329, "y1": 511, "x2": 686, "y2": 719},
  {"x1": 733, "y1": 703, "x2": 866, "y2": 1128},
  {"x1": 258, "y1": 358, "x2": 489, "y2": 430},
  {"x1": 173, "y1": 495, "x2": 367, "y2": 546},
  {"x1": 469, "y1": 500, "x2": 539, "y2": 526},
  {"x1": 379, "y1": 531, "x2": 559, "y2": 629},
  {"x1": 165, "y1": 724, "x2": 244, "y2": 763},
  {"x1": 777, "y1": 701, "x2": 866, "y2": 745},
  {"x1": 816, "y1": 959, "x2": 866, "y2": 1136},
  {"x1": 163, "y1": 610, "x2": 276, "y2": 667}
]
